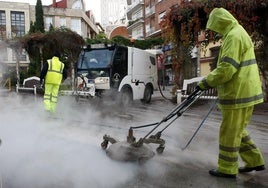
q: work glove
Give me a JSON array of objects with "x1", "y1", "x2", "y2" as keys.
[{"x1": 196, "y1": 79, "x2": 207, "y2": 91}]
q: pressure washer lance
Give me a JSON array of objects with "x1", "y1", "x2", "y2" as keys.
[
  {"x1": 128, "y1": 88, "x2": 205, "y2": 149},
  {"x1": 181, "y1": 98, "x2": 218, "y2": 150}
]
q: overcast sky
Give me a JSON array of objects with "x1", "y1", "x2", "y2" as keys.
[{"x1": 1, "y1": 0, "x2": 101, "y2": 22}]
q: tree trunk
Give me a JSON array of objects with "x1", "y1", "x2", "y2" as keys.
[{"x1": 15, "y1": 49, "x2": 20, "y2": 86}]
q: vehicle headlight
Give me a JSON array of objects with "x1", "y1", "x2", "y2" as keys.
[{"x1": 94, "y1": 77, "x2": 109, "y2": 84}]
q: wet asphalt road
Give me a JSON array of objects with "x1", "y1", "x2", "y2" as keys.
[{"x1": 0, "y1": 91, "x2": 267, "y2": 188}]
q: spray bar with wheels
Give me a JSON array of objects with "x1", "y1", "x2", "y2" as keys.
[{"x1": 101, "y1": 88, "x2": 205, "y2": 161}]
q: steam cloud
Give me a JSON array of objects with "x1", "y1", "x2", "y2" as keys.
[
  {"x1": 0, "y1": 95, "x2": 141, "y2": 188},
  {"x1": 0, "y1": 92, "x2": 221, "y2": 188}
]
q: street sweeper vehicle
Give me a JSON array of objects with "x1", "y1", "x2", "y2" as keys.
[
  {"x1": 101, "y1": 88, "x2": 217, "y2": 162},
  {"x1": 75, "y1": 44, "x2": 161, "y2": 104}
]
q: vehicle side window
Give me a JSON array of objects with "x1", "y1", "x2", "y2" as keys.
[{"x1": 113, "y1": 47, "x2": 128, "y2": 78}]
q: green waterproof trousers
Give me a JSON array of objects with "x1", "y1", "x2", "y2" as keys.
[
  {"x1": 218, "y1": 106, "x2": 265, "y2": 175},
  {"x1": 43, "y1": 83, "x2": 60, "y2": 113}
]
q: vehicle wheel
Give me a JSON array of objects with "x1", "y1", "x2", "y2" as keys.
[
  {"x1": 121, "y1": 87, "x2": 133, "y2": 106},
  {"x1": 141, "y1": 85, "x2": 152, "y2": 103}
]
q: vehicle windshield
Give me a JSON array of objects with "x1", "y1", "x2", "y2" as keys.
[{"x1": 77, "y1": 49, "x2": 114, "y2": 69}]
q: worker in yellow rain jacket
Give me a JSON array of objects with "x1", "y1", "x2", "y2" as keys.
[
  {"x1": 40, "y1": 51, "x2": 67, "y2": 113},
  {"x1": 198, "y1": 8, "x2": 265, "y2": 178}
]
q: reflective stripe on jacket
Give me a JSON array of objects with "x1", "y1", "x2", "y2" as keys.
[
  {"x1": 199, "y1": 8, "x2": 263, "y2": 109},
  {"x1": 45, "y1": 56, "x2": 64, "y2": 85}
]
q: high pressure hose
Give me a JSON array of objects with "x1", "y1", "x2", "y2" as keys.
[{"x1": 157, "y1": 81, "x2": 172, "y2": 101}]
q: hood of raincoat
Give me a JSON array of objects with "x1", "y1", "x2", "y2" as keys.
[{"x1": 206, "y1": 8, "x2": 238, "y2": 37}]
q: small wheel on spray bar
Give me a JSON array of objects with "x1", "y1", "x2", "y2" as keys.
[
  {"x1": 101, "y1": 140, "x2": 109, "y2": 150},
  {"x1": 156, "y1": 146, "x2": 165, "y2": 154}
]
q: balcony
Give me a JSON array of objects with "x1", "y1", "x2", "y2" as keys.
[
  {"x1": 145, "y1": 6, "x2": 155, "y2": 18},
  {"x1": 127, "y1": 0, "x2": 144, "y2": 16},
  {"x1": 146, "y1": 26, "x2": 155, "y2": 35},
  {"x1": 146, "y1": 28, "x2": 161, "y2": 38},
  {"x1": 127, "y1": 18, "x2": 144, "y2": 31}
]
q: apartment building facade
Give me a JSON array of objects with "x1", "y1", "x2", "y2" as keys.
[
  {"x1": 127, "y1": 0, "x2": 179, "y2": 39},
  {"x1": 0, "y1": 0, "x2": 100, "y2": 71},
  {"x1": 127, "y1": 0, "x2": 220, "y2": 83},
  {"x1": 0, "y1": 1, "x2": 31, "y2": 69},
  {"x1": 126, "y1": 0, "x2": 179, "y2": 84},
  {"x1": 145, "y1": 0, "x2": 179, "y2": 39},
  {"x1": 40, "y1": 0, "x2": 99, "y2": 38},
  {"x1": 126, "y1": 0, "x2": 144, "y2": 39}
]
